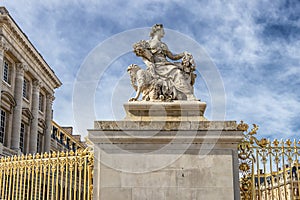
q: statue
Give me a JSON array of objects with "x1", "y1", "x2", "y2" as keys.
[{"x1": 128, "y1": 24, "x2": 198, "y2": 102}]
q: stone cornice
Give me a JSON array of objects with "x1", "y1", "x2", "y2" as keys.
[
  {"x1": 0, "y1": 8, "x2": 62, "y2": 89},
  {"x1": 0, "y1": 7, "x2": 9, "y2": 15},
  {"x1": 93, "y1": 120, "x2": 238, "y2": 131}
]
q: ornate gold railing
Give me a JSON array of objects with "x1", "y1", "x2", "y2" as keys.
[
  {"x1": 0, "y1": 148, "x2": 94, "y2": 200},
  {"x1": 238, "y1": 121, "x2": 300, "y2": 200}
]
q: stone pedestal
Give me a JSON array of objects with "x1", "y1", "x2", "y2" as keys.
[
  {"x1": 124, "y1": 101, "x2": 207, "y2": 121},
  {"x1": 88, "y1": 102, "x2": 243, "y2": 200}
]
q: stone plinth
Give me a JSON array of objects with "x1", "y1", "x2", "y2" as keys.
[
  {"x1": 124, "y1": 101, "x2": 207, "y2": 121},
  {"x1": 88, "y1": 110, "x2": 243, "y2": 200}
]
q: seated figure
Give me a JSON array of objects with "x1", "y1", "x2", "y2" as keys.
[{"x1": 128, "y1": 24, "x2": 198, "y2": 101}]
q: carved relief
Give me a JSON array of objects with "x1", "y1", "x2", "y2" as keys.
[
  {"x1": 0, "y1": 37, "x2": 10, "y2": 52},
  {"x1": 15, "y1": 62, "x2": 28, "y2": 76}
]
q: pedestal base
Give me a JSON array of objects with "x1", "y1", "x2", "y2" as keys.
[
  {"x1": 124, "y1": 101, "x2": 207, "y2": 121},
  {"x1": 88, "y1": 120, "x2": 243, "y2": 200}
]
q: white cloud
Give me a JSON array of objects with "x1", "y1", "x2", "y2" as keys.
[{"x1": 1, "y1": 0, "x2": 299, "y2": 140}]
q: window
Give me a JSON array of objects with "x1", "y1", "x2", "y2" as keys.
[
  {"x1": 39, "y1": 93, "x2": 44, "y2": 112},
  {"x1": 60, "y1": 132, "x2": 64, "y2": 144},
  {"x1": 66, "y1": 138, "x2": 70, "y2": 149},
  {"x1": 37, "y1": 132, "x2": 43, "y2": 153},
  {"x1": 20, "y1": 123, "x2": 25, "y2": 153},
  {"x1": 72, "y1": 143, "x2": 76, "y2": 152},
  {"x1": 3, "y1": 60, "x2": 10, "y2": 84},
  {"x1": 0, "y1": 110, "x2": 6, "y2": 144},
  {"x1": 22, "y1": 78, "x2": 29, "y2": 99}
]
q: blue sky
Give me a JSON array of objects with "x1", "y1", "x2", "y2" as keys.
[{"x1": 1, "y1": 0, "x2": 300, "y2": 140}]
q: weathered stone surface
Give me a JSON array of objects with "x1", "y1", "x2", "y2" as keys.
[
  {"x1": 100, "y1": 188, "x2": 132, "y2": 200},
  {"x1": 94, "y1": 153, "x2": 236, "y2": 200},
  {"x1": 93, "y1": 120, "x2": 237, "y2": 131},
  {"x1": 89, "y1": 118, "x2": 243, "y2": 200},
  {"x1": 123, "y1": 101, "x2": 207, "y2": 121}
]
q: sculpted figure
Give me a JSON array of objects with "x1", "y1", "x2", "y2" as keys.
[
  {"x1": 127, "y1": 64, "x2": 160, "y2": 101},
  {"x1": 128, "y1": 24, "x2": 198, "y2": 101}
]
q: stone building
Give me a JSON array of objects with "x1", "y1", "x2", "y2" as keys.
[
  {"x1": 254, "y1": 165, "x2": 300, "y2": 199},
  {"x1": 0, "y1": 7, "x2": 63, "y2": 156},
  {"x1": 51, "y1": 120, "x2": 86, "y2": 152}
]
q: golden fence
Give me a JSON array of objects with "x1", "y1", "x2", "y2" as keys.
[
  {"x1": 238, "y1": 121, "x2": 300, "y2": 200},
  {"x1": 0, "y1": 148, "x2": 94, "y2": 200}
]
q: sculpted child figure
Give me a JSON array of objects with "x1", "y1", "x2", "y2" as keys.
[{"x1": 128, "y1": 24, "x2": 198, "y2": 101}]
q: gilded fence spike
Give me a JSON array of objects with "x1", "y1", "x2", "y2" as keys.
[
  {"x1": 280, "y1": 139, "x2": 284, "y2": 145},
  {"x1": 286, "y1": 139, "x2": 292, "y2": 147},
  {"x1": 44, "y1": 152, "x2": 49, "y2": 158},
  {"x1": 238, "y1": 126, "x2": 300, "y2": 199},
  {"x1": 293, "y1": 138, "x2": 296, "y2": 145},
  {"x1": 69, "y1": 150, "x2": 74, "y2": 156},
  {"x1": 273, "y1": 139, "x2": 279, "y2": 147},
  {"x1": 35, "y1": 153, "x2": 40, "y2": 159},
  {"x1": 0, "y1": 148, "x2": 94, "y2": 200}
]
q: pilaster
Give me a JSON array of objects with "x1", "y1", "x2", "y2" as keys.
[
  {"x1": 0, "y1": 38, "x2": 9, "y2": 105},
  {"x1": 11, "y1": 62, "x2": 26, "y2": 151},
  {"x1": 44, "y1": 93, "x2": 54, "y2": 152},
  {"x1": 28, "y1": 80, "x2": 40, "y2": 153}
]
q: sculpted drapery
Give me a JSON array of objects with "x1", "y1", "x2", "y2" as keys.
[{"x1": 128, "y1": 24, "x2": 198, "y2": 102}]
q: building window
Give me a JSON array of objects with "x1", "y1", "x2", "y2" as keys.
[
  {"x1": 37, "y1": 132, "x2": 43, "y2": 153},
  {"x1": 3, "y1": 60, "x2": 11, "y2": 84},
  {"x1": 72, "y1": 143, "x2": 76, "y2": 152},
  {"x1": 39, "y1": 93, "x2": 44, "y2": 112},
  {"x1": 60, "y1": 132, "x2": 64, "y2": 144},
  {"x1": 22, "y1": 78, "x2": 29, "y2": 99},
  {"x1": 20, "y1": 123, "x2": 26, "y2": 153},
  {"x1": 0, "y1": 110, "x2": 6, "y2": 144},
  {"x1": 52, "y1": 126, "x2": 57, "y2": 138},
  {"x1": 66, "y1": 138, "x2": 70, "y2": 149}
]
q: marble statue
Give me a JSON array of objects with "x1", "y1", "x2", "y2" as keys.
[{"x1": 128, "y1": 24, "x2": 198, "y2": 101}]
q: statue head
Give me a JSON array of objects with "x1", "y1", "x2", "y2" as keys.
[{"x1": 150, "y1": 24, "x2": 164, "y2": 39}]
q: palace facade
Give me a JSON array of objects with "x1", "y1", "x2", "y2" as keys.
[
  {"x1": 253, "y1": 164, "x2": 300, "y2": 200},
  {"x1": 0, "y1": 7, "x2": 83, "y2": 156}
]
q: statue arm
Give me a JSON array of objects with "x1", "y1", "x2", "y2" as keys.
[{"x1": 163, "y1": 43, "x2": 185, "y2": 60}]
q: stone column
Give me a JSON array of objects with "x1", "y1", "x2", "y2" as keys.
[
  {"x1": 11, "y1": 63, "x2": 26, "y2": 151},
  {"x1": 44, "y1": 94, "x2": 54, "y2": 152},
  {"x1": 28, "y1": 80, "x2": 40, "y2": 153}
]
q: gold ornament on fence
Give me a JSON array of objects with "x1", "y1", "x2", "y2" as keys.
[
  {"x1": 0, "y1": 148, "x2": 94, "y2": 200},
  {"x1": 238, "y1": 121, "x2": 300, "y2": 200}
]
